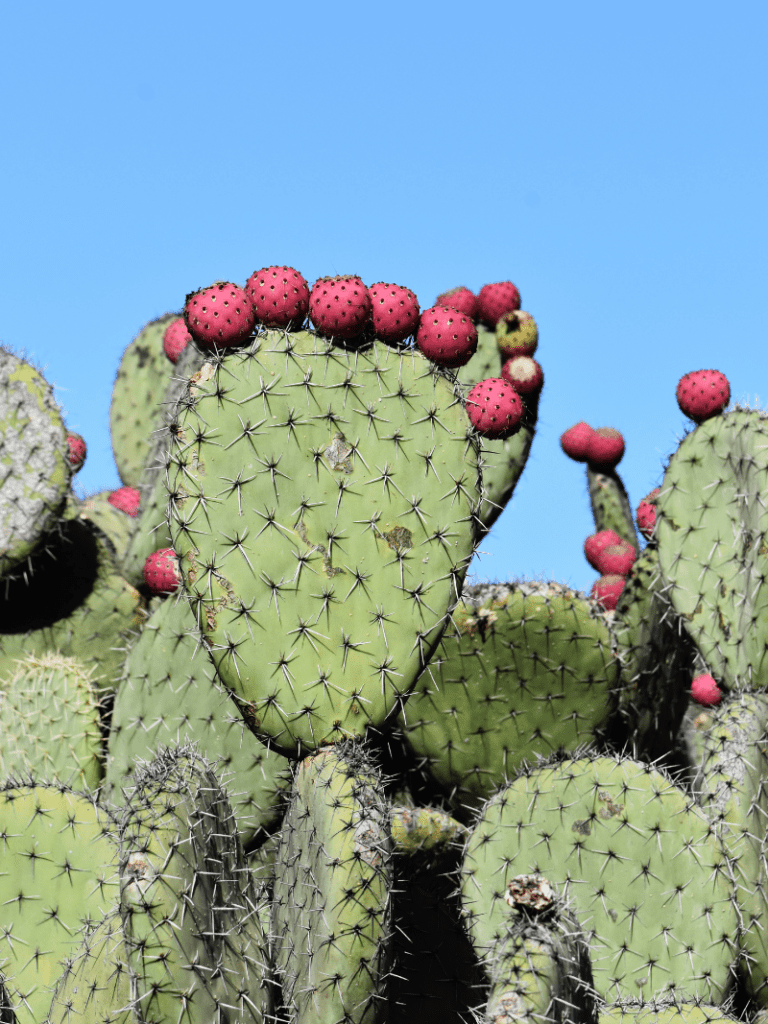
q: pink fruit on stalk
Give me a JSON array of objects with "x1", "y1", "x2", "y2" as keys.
[
  {"x1": 590, "y1": 574, "x2": 625, "y2": 610},
  {"x1": 466, "y1": 378, "x2": 524, "y2": 439},
  {"x1": 636, "y1": 488, "x2": 661, "y2": 539},
  {"x1": 501, "y1": 356, "x2": 543, "y2": 396},
  {"x1": 560, "y1": 422, "x2": 595, "y2": 462},
  {"x1": 185, "y1": 283, "x2": 256, "y2": 348},
  {"x1": 246, "y1": 265, "x2": 310, "y2": 328},
  {"x1": 691, "y1": 673, "x2": 723, "y2": 707},
  {"x1": 143, "y1": 548, "x2": 182, "y2": 595},
  {"x1": 416, "y1": 306, "x2": 478, "y2": 367},
  {"x1": 163, "y1": 318, "x2": 192, "y2": 363},
  {"x1": 436, "y1": 286, "x2": 478, "y2": 320},
  {"x1": 676, "y1": 369, "x2": 730, "y2": 423},
  {"x1": 309, "y1": 275, "x2": 372, "y2": 340},
  {"x1": 66, "y1": 433, "x2": 86, "y2": 472},
  {"x1": 496, "y1": 310, "x2": 539, "y2": 359},
  {"x1": 586, "y1": 427, "x2": 625, "y2": 469},
  {"x1": 584, "y1": 530, "x2": 623, "y2": 570},
  {"x1": 596, "y1": 541, "x2": 637, "y2": 577},
  {"x1": 369, "y1": 282, "x2": 420, "y2": 343},
  {"x1": 108, "y1": 487, "x2": 140, "y2": 517},
  {"x1": 476, "y1": 281, "x2": 521, "y2": 328}
]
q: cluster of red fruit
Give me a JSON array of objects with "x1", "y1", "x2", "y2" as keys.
[{"x1": 161, "y1": 267, "x2": 542, "y2": 442}]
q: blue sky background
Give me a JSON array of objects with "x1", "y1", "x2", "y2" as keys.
[{"x1": 1, "y1": 1, "x2": 765, "y2": 595}]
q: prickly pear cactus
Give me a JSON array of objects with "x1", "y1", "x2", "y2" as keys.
[
  {"x1": 272, "y1": 743, "x2": 392, "y2": 1024},
  {"x1": 656, "y1": 409, "x2": 768, "y2": 692},
  {"x1": 461, "y1": 754, "x2": 740, "y2": 1004},
  {"x1": 167, "y1": 330, "x2": 481, "y2": 754},
  {"x1": 587, "y1": 466, "x2": 638, "y2": 550},
  {"x1": 0, "y1": 348, "x2": 72, "y2": 578}
]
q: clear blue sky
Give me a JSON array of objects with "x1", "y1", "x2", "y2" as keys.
[{"x1": 2, "y1": 2, "x2": 765, "y2": 594}]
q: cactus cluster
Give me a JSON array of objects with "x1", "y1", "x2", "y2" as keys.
[{"x1": 0, "y1": 268, "x2": 765, "y2": 1024}]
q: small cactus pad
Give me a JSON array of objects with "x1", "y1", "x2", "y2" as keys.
[
  {"x1": 400, "y1": 581, "x2": 617, "y2": 812},
  {"x1": 272, "y1": 744, "x2": 392, "y2": 1024},
  {"x1": 167, "y1": 331, "x2": 481, "y2": 754},
  {"x1": 0, "y1": 652, "x2": 103, "y2": 790},
  {"x1": 461, "y1": 755, "x2": 740, "y2": 1003},
  {"x1": 105, "y1": 595, "x2": 291, "y2": 845},
  {"x1": 0, "y1": 349, "x2": 72, "y2": 578},
  {"x1": 599, "y1": 1002, "x2": 741, "y2": 1024},
  {"x1": 0, "y1": 782, "x2": 119, "y2": 1024},
  {"x1": 656, "y1": 409, "x2": 768, "y2": 691},
  {"x1": 587, "y1": 466, "x2": 638, "y2": 549}
]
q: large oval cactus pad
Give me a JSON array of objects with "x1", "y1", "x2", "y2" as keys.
[{"x1": 168, "y1": 331, "x2": 481, "y2": 754}]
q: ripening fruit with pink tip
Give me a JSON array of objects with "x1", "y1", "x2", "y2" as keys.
[
  {"x1": 309, "y1": 275, "x2": 372, "y2": 341},
  {"x1": 586, "y1": 427, "x2": 625, "y2": 470},
  {"x1": 435, "y1": 286, "x2": 478, "y2": 320},
  {"x1": 596, "y1": 541, "x2": 637, "y2": 577},
  {"x1": 369, "y1": 282, "x2": 420, "y2": 343},
  {"x1": 636, "y1": 488, "x2": 661, "y2": 539},
  {"x1": 560, "y1": 422, "x2": 595, "y2": 462},
  {"x1": 501, "y1": 356, "x2": 544, "y2": 397},
  {"x1": 416, "y1": 306, "x2": 478, "y2": 367},
  {"x1": 466, "y1": 378, "x2": 524, "y2": 439},
  {"x1": 66, "y1": 433, "x2": 86, "y2": 473},
  {"x1": 163, "y1": 318, "x2": 192, "y2": 363},
  {"x1": 142, "y1": 548, "x2": 182, "y2": 595},
  {"x1": 584, "y1": 529, "x2": 623, "y2": 570},
  {"x1": 476, "y1": 281, "x2": 521, "y2": 328},
  {"x1": 590, "y1": 574, "x2": 625, "y2": 610},
  {"x1": 246, "y1": 265, "x2": 310, "y2": 328},
  {"x1": 676, "y1": 369, "x2": 731, "y2": 423},
  {"x1": 691, "y1": 673, "x2": 723, "y2": 707},
  {"x1": 184, "y1": 282, "x2": 256, "y2": 349},
  {"x1": 107, "y1": 486, "x2": 140, "y2": 517}
]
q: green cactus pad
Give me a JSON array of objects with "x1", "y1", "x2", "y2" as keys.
[
  {"x1": 105, "y1": 595, "x2": 291, "y2": 845},
  {"x1": 483, "y1": 880, "x2": 597, "y2": 1024},
  {"x1": 458, "y1": 326, "x2": 538, "y2": 531},
  {"x1": 117, "y1": 745, "x2": 272, "y2": 1023},
  {"x1": 400, "y1": 581, "x2": 617, "y2": 813},
  {"x1": 0, "y1": 349, "x2": 72, "y2": 578},
  {"x1": 461, "y1": 755, "x2": 740, "y2": 1004},
  {"x1": 610, "y1": 546, "x2": 696, "y2": 758},
  {"x1": 0, "y1": 782, "x2": 119, "y2": 1024},
  {"x1": 587, "y1": 467, "x2": 638, "y2": 550},
  {"x1": 0, "y1": 517, "x2": 144, "y2": 695},
  {"x1": 70, "y1": 489, "x2": 140, "y2": 569},
  {"x1": 0, "y1": 652, "x2": 103, "y2": 790},
  {"x1": 598, "y1": 1001, "x2": 741, "y2": 1024},
  {"x1": 46, "y1": 910, "x2": 133, "y2": 1024},
  {"x1": 390, "y1": 804, "x2": 467, "y2": 857},
  {"x1": 167, "y1": 331, "x2": 481, "y2": 754},
  {"x1": 272, "y1": 744, "x2": 392, "y2": 1024},
  {"x1": 656, "y1": 409, "x2": 768, "y2": 691}
]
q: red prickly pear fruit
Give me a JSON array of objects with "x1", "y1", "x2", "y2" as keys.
[
  {"x1": 636, "y1": 488, "x2": 661, "y2": 539},
  {"x1": 369, "y1": 282, "x2": 420, "y2": 343},
  {"x1": 163, "y1": 317, "x2": 192, "y2": 363},
  {"x1": 416, "y1": 306, "x2": 478, "y2": 368},
  {"x1": 142, "y1": 548, "x2": 182, "y2": 595},
  {"x1": 184, "y1": 282, "x2": 256, "y2": 349},
  {"x1": 466, "y1": 377, "x2": 524, "y2": 440},
  {"x1": 596, "y1": 541, "x2": 637, "y2": 577},
  {"x1": 501, "y1": 355, "x2": 544, "y2": 397},
  {"x1": 590, "y1": 574, "x2": 625, "y2": 610},
  {"x1": 246, "y1": 265, "x2": 310, "y2": 328},
  {"x1": 496, "y1": 310, "x2": 538, "y2": 359},
  {"x1": 476, "y1": 281, "x2": 521, "y2": 328},
  {"x1": 586, "y1": 427, "x2": 625, "y2": 469},
  {"x1": 309, "y1": 275, "x2": 372, "y2": 341},
  {"x1": 560, "y1": 422, "x2": 595, "y2": 462},
  {"x1": 66, "y1": 433, "x2": 86, "y2": 472},
  {"x1": 676, "y1": 369, "x2": 731, "y2": 423},
  {"x1": 435, "y1": 286, "x2": 478, "y2": 320},
  {"x1": 584, "y1": 529, "x2": 623, "y2": 570},
  {"x1": 691, "y1": 673, "x2": 723, "y2": 707},
  {"x1": 107, "y1": 487, "x2": 140, "y2": 517}
]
